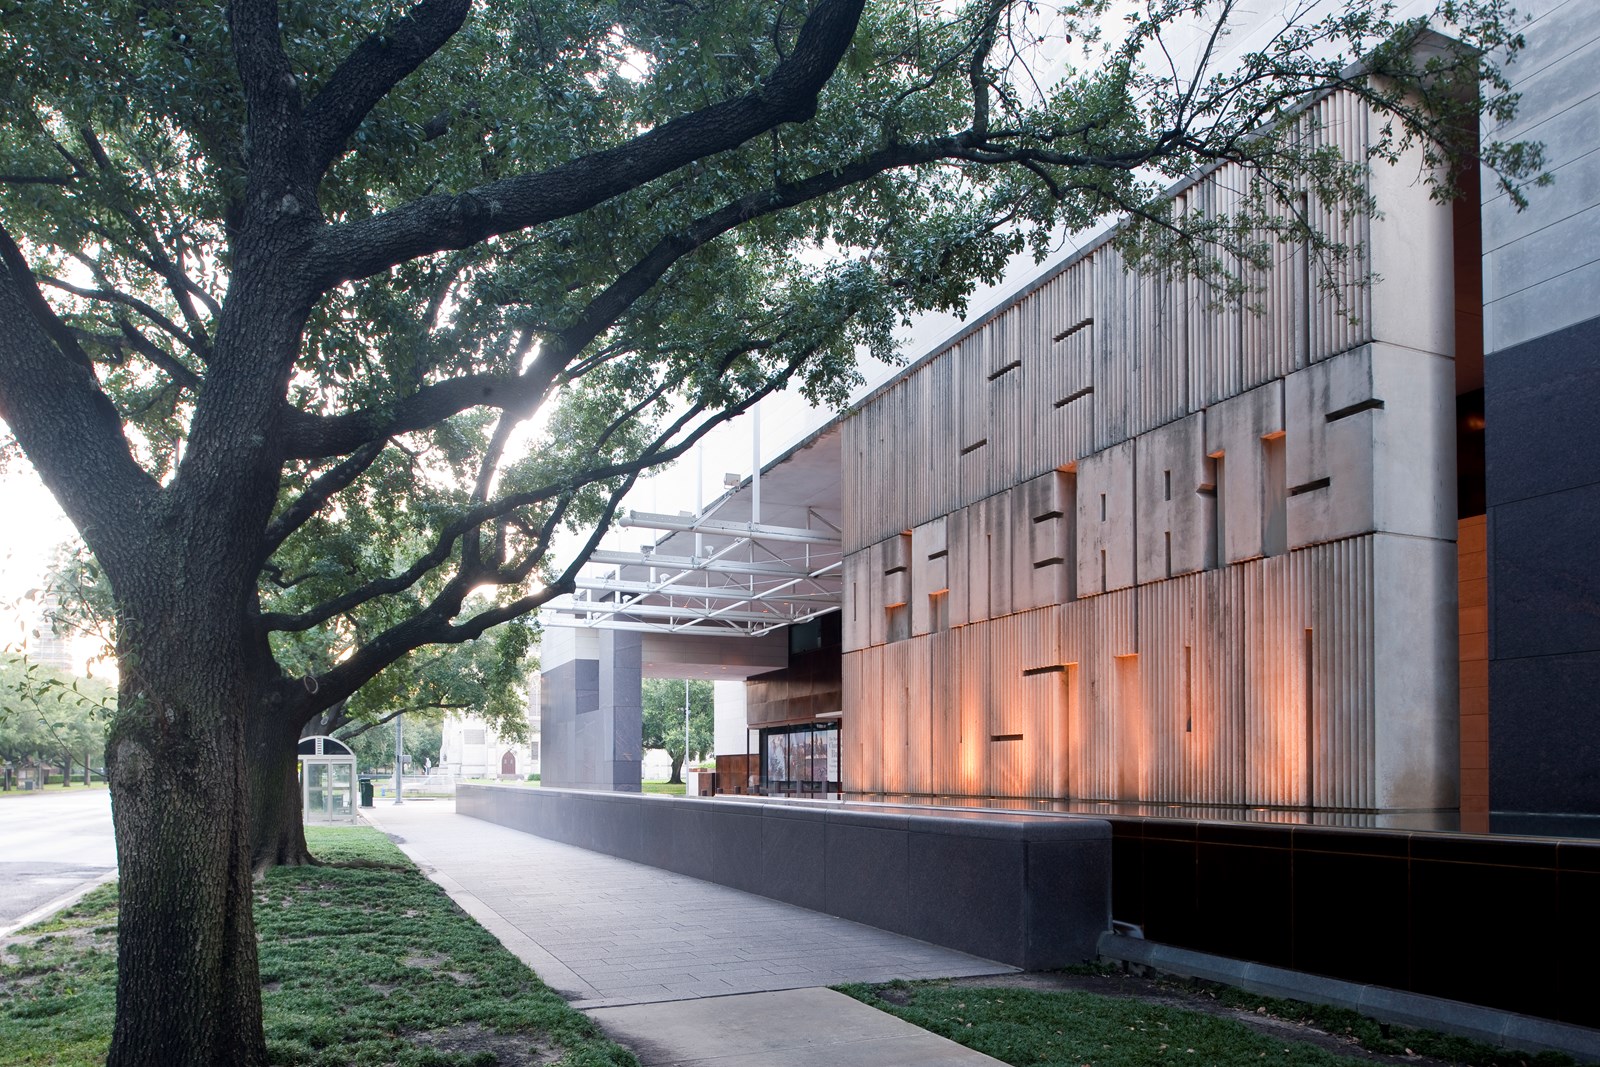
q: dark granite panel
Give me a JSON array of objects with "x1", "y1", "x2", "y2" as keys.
[
  {"x1": 1484, "y1": 313, "x2": 1600, "y2": 505},
  {"x1": 759, "y1": 806, "x2": 828, "y2": 911},
  {"x1": 823, "y1": 819, "x2": 911, "y2": 936},
  {"x1": 1137, "y1": 837, "x2": 1200, "y2": 946},
  {"x1": 1291, "y1": 850, "x2": 1410, "y2": 990},
  {"x1": 1290, "y1": 827, "x2": 1411, "y2": 858},
  {"x1": 636, "y1": 798, "x2": 677, "y2": 870},
  {"x1": 712, "y1": 808, "x2": 766, "y2": 894},
  {"x1": 1489, "y1": 651, "x2": 1600, "y2": 815},
  {"x1": 1556, "y1": 870, "x2": 1600, "y2": 1027},
  {"x1": 1490, "y1": 484, "x2": 1600, "y2": 659},
  {"x1": 457, "y1": 786, "x2": 1112, "y2": 968},
  {"x1": 667, "y1": 802, "x2": 716, "y2": 882},
  {"x1": 1407, "y1": 832, "x2": 1559, "y2": 869},
  {"x1": 907, "y1": 830, "x2": 1024, "y2": 963},
  {"x1": 1026, "y1": 830, "x2": 1115, "y2": 966},
  {"x1": 1194, "y1": 841, "x2": 1293, "y2": 966},
  {"x1": 1556, "y1": 840, "x2": 1600, "y2": 873},
  {"x1": 1196, "y1": 822, "x2": 1294, "y2": 850},
  {"x1": 1409, "y1": 859, "x2": 1559, "y2": 1017},
  {"x1": 1111, "y1": 825, "x2": 1146, "y2": 925}
]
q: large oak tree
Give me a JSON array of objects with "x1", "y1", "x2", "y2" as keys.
[{"x1": 0, "y1": 0, "x2": 1539, "y2": 1062}]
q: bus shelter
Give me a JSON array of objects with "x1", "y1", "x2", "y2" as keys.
[{"x1": 297, "y1": 735, "x2": 357, "y2": 823}]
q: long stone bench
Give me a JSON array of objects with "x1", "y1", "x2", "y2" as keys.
[{"x1": 456, "y1": 783, "x2": 1111, "y2": 969}]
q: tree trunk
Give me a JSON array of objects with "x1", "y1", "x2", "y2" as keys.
[
  {"x1": 246, "y1": 699, "x2": 316, "y2": 871},
  {"x1": 668, "y1": 753, "x2": 684, "y2": 785},
  {"x1": 105, "y1": 617, "x2": 267, "y2": 1067}
]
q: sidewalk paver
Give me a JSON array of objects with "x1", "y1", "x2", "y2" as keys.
[
  {"x1": 362, "y1": 801, "x2": 1014, "y2": 1010},
  {"x1": 588, "y1": 986, "x2": 1006, "y2": 1066}
]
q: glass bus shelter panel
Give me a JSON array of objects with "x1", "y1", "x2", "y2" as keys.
[{"x1": 329, "y1": 763, "x2": 353, "y2": 817}]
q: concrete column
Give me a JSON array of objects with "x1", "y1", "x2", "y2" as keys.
[
  {"x1": 599, "y1": 629, "x2": 643, "y2": 792},
  {"x1": 539, "y1": 626, "x2": 599, "y2": 789}
]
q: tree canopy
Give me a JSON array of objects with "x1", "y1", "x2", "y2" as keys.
[
  {"x1": 0, "y1": 652, "x2": 115, "y2": 774},
  {"x1": 0, "y1": 0, "x2": 1544, "y2": 1062},
  {"x1": 641, "y1": 677, "x2": 714, "y2": 783}
]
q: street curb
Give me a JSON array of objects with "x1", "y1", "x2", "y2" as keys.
[{"x1": 0, "y1": 869, "x2": 118, "y2": 941}]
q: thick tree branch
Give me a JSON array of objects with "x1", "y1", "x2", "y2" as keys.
[
  {"x1": 303, "y1": 0, "x2": 473, "y2": 178},
  {"x1": 0, "y1": 226, "x2": 160, "y2": 574},
  {"x1": 263, "y1": 440, "x2": 386, "y2": 555},
  {"x1": 306, "y1": 0, "x2": 867, "y2": 289},
  {"x1": 284, "y1": 134, "x2": 960, "y2": 461}
]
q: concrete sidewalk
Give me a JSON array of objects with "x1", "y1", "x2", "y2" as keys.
[{"x1": 362, "y1": 800, "x2": 1012, "y2": 1065}]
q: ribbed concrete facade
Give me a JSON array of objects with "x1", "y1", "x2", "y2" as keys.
[{"x1": 842, "y1": 89, "x2": 1460, "y2": 812}]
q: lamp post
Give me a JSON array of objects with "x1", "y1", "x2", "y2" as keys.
[
  {"x1": 393, "y1": 712, "x2": 404, "y2": 806},
  {"x1": 683, "y1": 679, "x2": 691, "y2": 784}
]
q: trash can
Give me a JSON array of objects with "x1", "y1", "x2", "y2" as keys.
[{"x1": 359, "y1": 777, "x2": 374, "y2": 808}]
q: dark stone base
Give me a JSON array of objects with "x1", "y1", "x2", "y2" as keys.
[{"x1": 457, "y1": 785, "x2": 1111, "y2": 969}]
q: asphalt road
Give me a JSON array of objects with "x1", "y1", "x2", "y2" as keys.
[{"x1": 0, "y1": 788, "x2": 116, "y2": 936}]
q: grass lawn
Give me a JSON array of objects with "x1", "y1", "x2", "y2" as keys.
[
  {"x1": 0, "y1": 826, "x2": 637, "y2": 1066},
  {"x1": 838, "y1": 980, "x2": 1574, "y2": 1067},
  {"x1": 640, "y1": 781, "x2": 685, "y2": 796},
  {"x1": 0, "y1": 782, "x2": 108, "y2": 800}
]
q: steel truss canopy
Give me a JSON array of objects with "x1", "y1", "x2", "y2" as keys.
[{"x1": 547, "y1": 424, "x2": 844, "y2": 636}]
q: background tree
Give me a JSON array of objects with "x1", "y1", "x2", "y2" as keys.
[
  {"x1": 343, "y1": 714, "x2": 444, "y2": 773},
  {"x1": 641, "y1": 677, "x2": 714, "y2": 784},
  {"x1": 0, "y1": 652, "x2": 116, "y2": 785},
  {"x1": 0, "y1": 0, "x2": 1542, "y2": 1062}
]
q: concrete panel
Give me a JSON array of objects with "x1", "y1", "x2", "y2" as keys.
[
  {"x1": 1368, "y1": 141, "x2": 1455, "y2": 358},
  {"x1": 1135, "y1": 413, "x2": 1213, "y2": 581},
  {"x1": 1484, "y1": 257, "x2": 1600, "y2": 353},
  {"x1": 1371, "y1": 535, "x2": 1460, "y2": 810},
  {"x1": 1076, "y1": 439, "x2": 1136, "y2": 596},
  {"x1": 1484, "y1": 202, "x2": 1600, "y2": 308},
  {"x1": 1204, "y1": 380, "x2": 1285, "y2": 563},
  {"x1": 1285, "y1": 349, "x2": 1377, "y2": 546},
  {"x1": 1482, "y1": 101, "x2": 1600, "y2": 252},
  {"x1": 1490, "y1": 30, "x2": 1600, "y2": 142},
  {"x1": 911, "y1": 516, "x2": 949, "y2": 636},
  {"x1": 1285, "y1": 345, "x2": 1453, "y2": 547}
]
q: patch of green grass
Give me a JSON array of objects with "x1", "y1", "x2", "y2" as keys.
[
  {"x1": 836, "y1": 982, "x2": 1569, "y2": 1067},
  {"x1": 1209, "y1": 988, "x2": 1574, "y2": 1066},
  {"x1": 639, "y1": 781, "x2": 684, "y2": 795},
  {"x1": 1, "y1": 826, "x2": 637, "y2": 1067}
]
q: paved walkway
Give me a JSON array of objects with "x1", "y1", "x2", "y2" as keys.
[
  {"x1": 362, "y1": 800, "x2": 1012, "y2": 1009},
  {"x1": 0, "y1": 789, "x2": 117, "y2": 938},
  {"x1": 362, "y1": 800, "x2": 1012, "y2": 1066}
]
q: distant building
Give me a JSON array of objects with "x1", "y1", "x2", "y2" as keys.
[
  {"x1": 541, "y1": 4, "x2": 1600, "y2": 834},
  {"x1": 438, "y1": 674, "x2": 541, "y2": 780}
]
